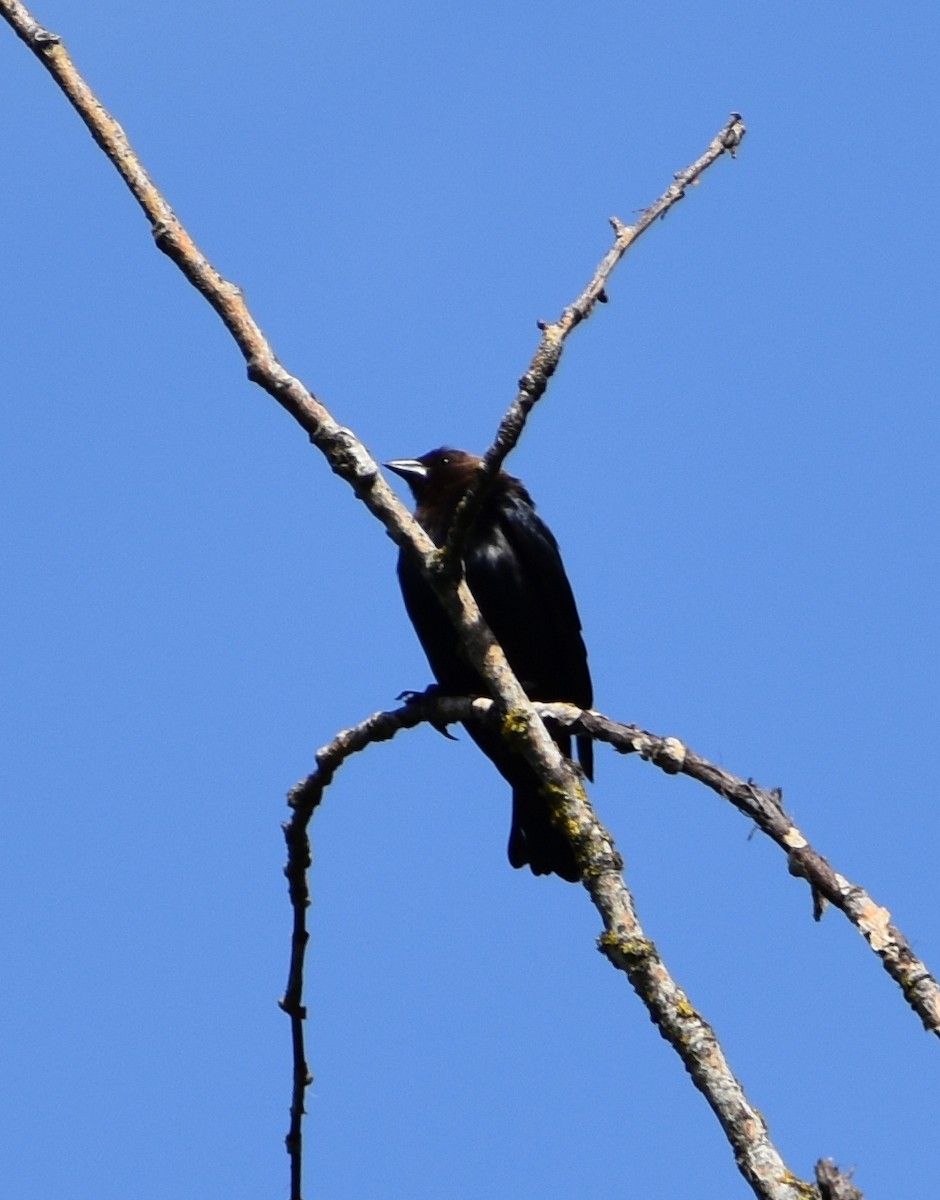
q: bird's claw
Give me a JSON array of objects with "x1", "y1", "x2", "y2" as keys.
[{"x1": 396, "y1": 685, "x2": 459, "y2": 740}]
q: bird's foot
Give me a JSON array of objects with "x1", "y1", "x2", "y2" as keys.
[
  {"x1": 396, "y1": 685, "x2": 459, "y2": 740},
  {"x1": 396, "y1": 685, "x2": 435, "y2": 705}
]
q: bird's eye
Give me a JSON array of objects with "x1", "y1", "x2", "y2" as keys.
[{"x1": 440, "y1": 455, "x2": 450, "y2": 466}]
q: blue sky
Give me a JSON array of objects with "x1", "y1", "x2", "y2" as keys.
[{"x1": 2, "y1": 3, "x2": 939, "y2": 1197}]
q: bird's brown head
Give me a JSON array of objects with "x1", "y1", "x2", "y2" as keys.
[{"x1": 385, "y1": 447, "x2": 483, "y2": 506}]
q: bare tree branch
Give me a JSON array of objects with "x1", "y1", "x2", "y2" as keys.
[{"x1": 442, "y1": 113, "x2": 745, "y2": 565}]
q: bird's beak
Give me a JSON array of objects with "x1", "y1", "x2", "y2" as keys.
[{"x1": 385, "y1": 458, "x2": 428, "y2": 483}]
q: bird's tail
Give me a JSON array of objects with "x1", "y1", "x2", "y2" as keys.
[{"x1": 508, "y1": 786, "x2": 580, "y2": 883}]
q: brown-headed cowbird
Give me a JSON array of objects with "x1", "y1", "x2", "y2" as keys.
[{"x1": 387, "y1": 448, "x2": 593, "y2": 882}]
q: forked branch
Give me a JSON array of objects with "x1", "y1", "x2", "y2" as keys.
[{"x1": 444, "y1": 113, "x2": 745, "y2": 562}]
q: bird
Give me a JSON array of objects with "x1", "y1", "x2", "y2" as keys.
[{"x1": 387, "y1": 447, "x2": 593, "y2": 882}]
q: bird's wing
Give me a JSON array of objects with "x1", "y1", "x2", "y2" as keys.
[
  {"x1": 467, "y1": 489, "x2": 592, "y2": 707},
  {"x1": 468, "y1": 490, "x2": 593, "y2": 780}
]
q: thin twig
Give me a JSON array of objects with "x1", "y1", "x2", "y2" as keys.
[
  {"x1": 280, "y1": 703, "x2": 430, "y2": 1169},
  {"x1": 443, "y1": 113, "x2": 746, "y2": 565}
]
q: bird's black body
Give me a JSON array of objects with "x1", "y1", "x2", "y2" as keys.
[{"x1": 387, "y1": 448, "x2": 593, "y2": 882}]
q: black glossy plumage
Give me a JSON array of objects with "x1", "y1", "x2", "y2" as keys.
[{"x1": 387, "y1": 448, "x2": 593, "y2": 882}]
